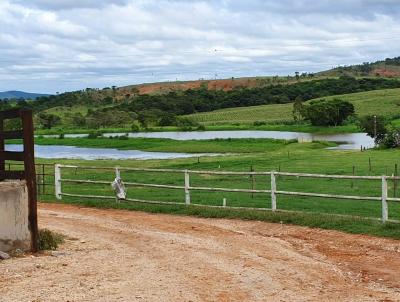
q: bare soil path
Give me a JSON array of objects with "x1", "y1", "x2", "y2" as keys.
[{"x1": 1, "y1": 203, "x2": 400, "y2": 302}]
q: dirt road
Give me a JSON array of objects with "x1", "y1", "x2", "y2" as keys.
[{"x1": 1, "y1": 203, "x2": 400, "y2": 302}]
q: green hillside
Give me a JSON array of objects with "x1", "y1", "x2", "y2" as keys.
[{"x1": 186, "y1": 88, "x2": 400, "y2": 125}]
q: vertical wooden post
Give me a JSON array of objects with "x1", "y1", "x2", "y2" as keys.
[
  {"x1": 55, "y1": 164, "x2": 62, "y2": 200},
  {"x1": 42, "y1": 164, "x2": 46, "y2": 195},
  {"x1": 222, "y1": 198, "x2": 226, "y2": 207},
  {"x1": 351, "y1": 166, "x2": 355, "y2": 188},
  {"x1": 394, "y1": 164, "x2": 398, "y2": 198},
  {"x1": 184, "y1": 170, "x2": 190, "y2": 205},
  {"x1": 369, "y1": 157, "x2": 372, "y2": 172},
  {"x1": 20, "y1": 110, "x2": 39, "y2": 253},
  {"x1": 250, "y1": 165, "x2": 255, "y2": 199},
  {"x1": 0, "y1": 117, "x2": 4, "y2": 177},
  {"x1": 271, "y1": 171, "x2": 277, "y2": 211},
  {"x1": 381, "y1": 176, "x2": 388, "y2": 223}
]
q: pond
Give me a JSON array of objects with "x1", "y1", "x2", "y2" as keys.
[
  {"x1": 42, "y1": 130, "x2": 375, "y2": 150},
  {"x1": 5, "y1": 145, "x2": 221, "y2": 160}
]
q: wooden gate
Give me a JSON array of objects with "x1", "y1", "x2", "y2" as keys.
[{"x1": 0, "y1": 108, "x2": 39, "y2": 252}]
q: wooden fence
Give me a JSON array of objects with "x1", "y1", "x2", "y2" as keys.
[{"x1": 54, "y1": 164, "x2": 400, "y2": 223}]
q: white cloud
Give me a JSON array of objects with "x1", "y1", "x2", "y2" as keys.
[{"x1": 1, "y1": 0, "x2": 400, "y2": 93}]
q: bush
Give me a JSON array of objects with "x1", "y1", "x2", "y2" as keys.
[
  {"x1": 131, "y1": 123, "x2": 140, "y2": 132},
  {"x1": 118, "y1": 134, "x2": 129, "y2": 140},
  {"x1": 58, "y1": 133, "x2": 65, "y2": 139},
  {"x1": 197, "y1": 124, "x2": 206, "y2": 131},
  {"x1": 87, "y1": 131, "x2": 102, "y2": 139},
  {"x1": 253, "y1": 121, "x2": 266, "y2": 126},
  {"x1": 381, "y1": 128, "x2": 400, "y2": 148},
  {"x1": 39, "y1": 229, "x2": 64, "y2": 251}
]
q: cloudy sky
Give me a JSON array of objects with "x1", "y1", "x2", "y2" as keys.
[{"x1": 1, "y1": 0, "x2": 400, "y2": 93}]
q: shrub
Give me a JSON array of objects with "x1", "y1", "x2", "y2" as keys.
[
  {"x1": 131, "y1": 123, "x2": 140, "y2": 132},
  {"x1": 39, "y1": 229, "x2": 64, "y2": 251},
  {"x1": 118, "y1": 134, "x2": 129, "y2": 140},
  {"x1": 87, "y1": 131, "x2": 102, "y2": 139},
  {"x1": 197, "y1": 124, "x2": 206, "y2": 131},
  {"x1": 253, "y1": 121, "x2": 266, "y2": 126},
  {"x1": 381, "y1": 128, "x2": 400, "y2": 148}
]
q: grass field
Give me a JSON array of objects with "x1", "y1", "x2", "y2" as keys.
[
  {"x1": 15, "y1": 136, "x2": 399, "y2": 238},
  {"x1": 186, "y1": 88, "x2": 400, "y2": 125}
]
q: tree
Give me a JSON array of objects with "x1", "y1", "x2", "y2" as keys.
[
  {"x1": 359, "y1": 115, "x2": 387, "y2": 144},
  {"x1": 37, "y1": 113, "x2": 61, "y2": 129},
  {"x1": 292, "y1": 96, "x2": 303, "y2": 121},
  {"x1": 382, "y1": 128, "x2": 400, "y2": 148},
  {"x1": 72, "y1": 113, "x2": 86, "y2": 127},
  {"x1": 300, "y1": 98, "x2": 355, "y2": 126}
]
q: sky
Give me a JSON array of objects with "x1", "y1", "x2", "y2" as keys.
[{"x1": 1, "y1": 0, "x2": 400, "y2": 93}]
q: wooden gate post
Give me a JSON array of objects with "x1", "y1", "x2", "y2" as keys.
[{"x1": 20, "y1": 110, "x2": 39, "y2": 252}]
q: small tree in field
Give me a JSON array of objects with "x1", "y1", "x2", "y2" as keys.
[
  {"x1": 300, "y1": 98, "x2": 355, "y2": 126},
  {"x1": 292, "y1": 96, "x2": 304, "y2": 121},
  {"x1": 38, "y1": 113, "x2": 61, "y2": 129},
  {"x1": 359, "y1": 115, "x2": 387, "y2": 144}
]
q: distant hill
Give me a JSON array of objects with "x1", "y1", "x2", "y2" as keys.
[
  {"x1": 0, "y1": 90, "x2": 51, "y2": 100},
  {"x1": 318, "y1": 57, "x2": 400, "y2": 78},
  {"x1": 186, "y1": 88, "x2": 400, "y2": 125}
]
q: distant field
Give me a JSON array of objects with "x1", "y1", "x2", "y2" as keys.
[{"x1": 186, "y1": 88, "x2": 400, "y2": 125}]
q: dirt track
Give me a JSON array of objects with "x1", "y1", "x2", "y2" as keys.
[{"x1": 1, "y1": 203, "x2": 400, "y2": 302}]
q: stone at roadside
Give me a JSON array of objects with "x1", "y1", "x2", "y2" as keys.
[
  {"x1": 51, "y1": 251, "x2": 66, "y2": 257},
  {"x1": 0, "y1": 251, "x2": 10, "y2": 260}
]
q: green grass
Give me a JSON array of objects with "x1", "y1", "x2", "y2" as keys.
[
  {"x1": 27, "y1": 138, "x2": 400, "y2": 222},
  {"x1": 44, "y1": 199, "x2": 400, "y2": 240},
  {"x1": 186, "y1": 88, "x2": 400, "y2": 125},
  {"x1": 9, "y1": 135, "x2": 399, "y2": 239}
]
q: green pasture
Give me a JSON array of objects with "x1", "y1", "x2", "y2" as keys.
[
  {"x1": 8, "y1": 136, "x2": 399, "y2": 238},
  {"x1": 186, "y1": 88, "x2": 400, "y2": 125}
]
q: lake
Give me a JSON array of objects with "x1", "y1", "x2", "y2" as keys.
[
  {"x1": 5, "y1": 145, "x2": 221, "y2": 160},
  {"x1": 42, "y1": 130, "x2": 375, "y2": 150}
]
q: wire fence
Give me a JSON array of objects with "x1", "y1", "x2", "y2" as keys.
[{"x1": 6, "y1": 163, "x2": 55, "y2": 197}]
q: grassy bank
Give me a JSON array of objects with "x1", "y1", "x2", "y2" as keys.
[
  {"x1": 44, "y1": 199, "x2": 400, "y2": 240},
  {"x1": 34, "y1": 123, "x2": 360, "y2": 136}
]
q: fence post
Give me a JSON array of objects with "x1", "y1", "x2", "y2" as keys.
[
  {"x1": 184, "y1": 170, "x2": 191, "y2": 205},
  {"x1": 55, "y1": 164, "x2": 62, "y2": 200},
  {"x1": 381, "y1": 176, "x2": 388, "y2": 223},
  {"x1": 115, "y1": 167, "x2": 121, "y2": 203},
  {"x1": 271, "y1": 171, "x2": 277, "y2": 211}
]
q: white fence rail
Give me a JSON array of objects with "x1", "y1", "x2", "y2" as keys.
[{"x1": 54, "y1": 164, "x2": 400, "y2": 223}]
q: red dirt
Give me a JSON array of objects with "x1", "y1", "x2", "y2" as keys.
[
  {"x1": 120, "y1": 77, "x2": 266, "y2": 96},
  {"x1": 1, "y1": 203, "x2": 400, "y2": 301}
]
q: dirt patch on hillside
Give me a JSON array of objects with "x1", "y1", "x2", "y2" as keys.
[
  {"x1": 119, "y1": 77, "x2": 269, "y2": 96},
  {"x1": 1, "y1": 203, "x2": 400, "y2": 302}
]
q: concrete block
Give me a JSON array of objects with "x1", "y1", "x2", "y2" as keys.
[{"x1": 0, "y1": 181, "x2": 31, "y2": 252}]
